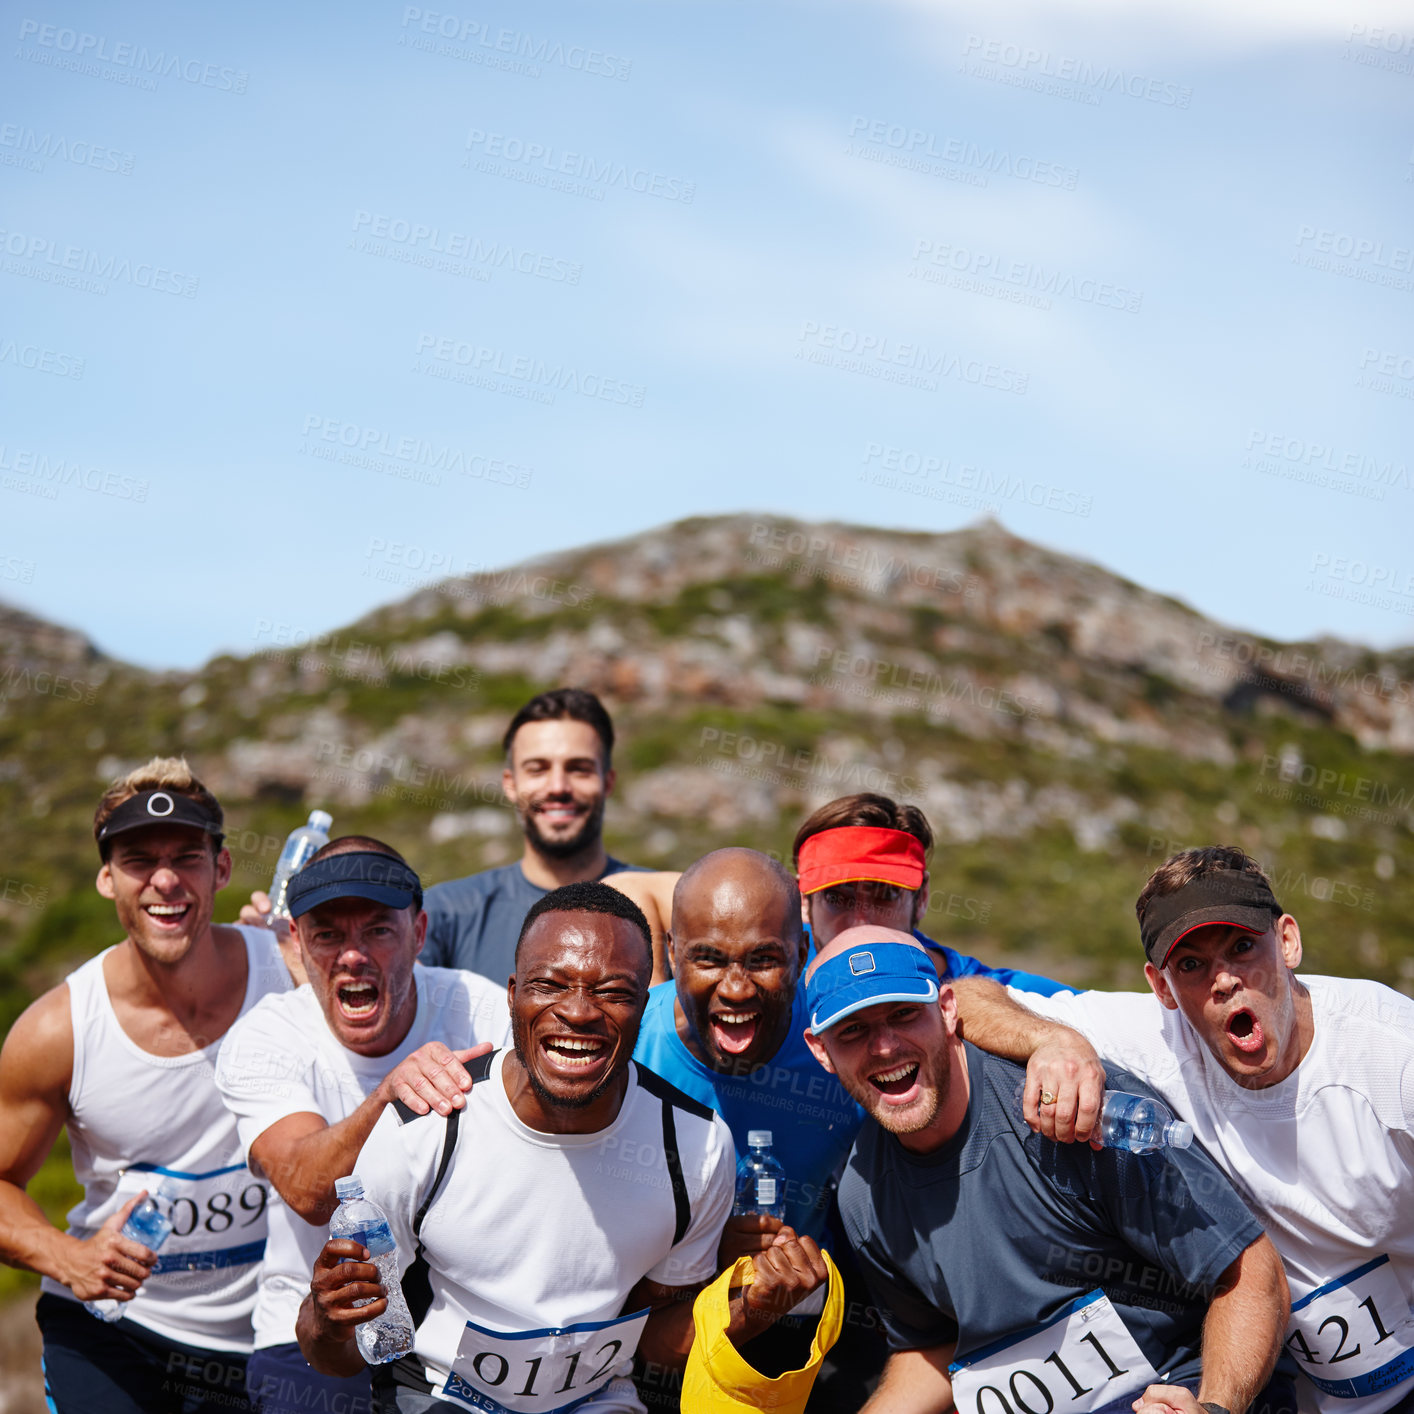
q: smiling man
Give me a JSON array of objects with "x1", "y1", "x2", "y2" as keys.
[
  {"x1": 216, "y1": 837, "x2": 510, "y2": 1414},
  {"x1": 418, "y1": 689, "x2": 649, "y2": 986},
  {"x1": 296, "y1": 880, "x2": 825, "y2": 1413},
  {"x1": 0, "y1": 758, "x2": 292, "y2": 1414},
  {"x1": 803, "y1": 925, "x2": 1290, "y2": 1414},
  {"x1": 985, "y1": 847, "x2": 1414, "y2": 1414}
]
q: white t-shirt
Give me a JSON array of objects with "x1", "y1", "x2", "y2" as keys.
[
  {"x1": 215, "y1": 963, "x2": 510, "y2": 1349},
  {"x1": 1014, "y1": 976, "x2": 1414, "y2": 1414},
  {"x1": 354, "y1": 1050, "x2": 736, "y2": 1414}
]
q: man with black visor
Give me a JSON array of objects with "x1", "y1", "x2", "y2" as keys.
[
  {"x1": 217, "y1": 836, "x2": 510, "y2": 1414},
  {"x1": 0, "y1": 758, "x2": 293, "y2": 1413}
]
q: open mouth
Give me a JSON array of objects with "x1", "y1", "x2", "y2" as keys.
[
  {"x1": 709, "y1": 1011, "x2": 759, "y2": 1056},
  {"x1": 541, "y1": 1035, "x2": 608, "y2": 1074},
  {"x1": 336, "y1": 980, "x2": 380, "y2": 1021},
  {"x1": 1225, "y1": 1007, "x2": 1265, "y2": 1056},
  {"x1": 868, "y1": 1062, "x2": 920, "y2": 1101},
  {"x1": 143, "y1": 902, "x2": 191, "y2": 927}
]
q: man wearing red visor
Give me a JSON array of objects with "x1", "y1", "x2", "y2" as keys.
[{"x1": 793, "y1": 794, "x2": 1074, "y2": 998}]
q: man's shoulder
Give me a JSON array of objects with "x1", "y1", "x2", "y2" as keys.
[
  {"x1": 1309, "y1": 973, "x2": 1414, "y2": 1041},
  {"x1": 603, "y1": 858, "x2": 648, "y2": 877},
  {"x1": 425, "y1": 863, "x2": 532, "y2": 911},
  {"x1": 226, "y1": 982, "x2": 316, "y2": 1042},
  {"x1": 633, "y1": 1059, "x2": 716, "y2": 1124},
  {"x1": 217, "y1": 986, "x2": 324, "y2": 1083}
]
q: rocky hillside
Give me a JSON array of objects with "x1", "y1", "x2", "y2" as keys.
[{"x1": 2, "y1": 513, "x2": 1412, "y2": 1010}]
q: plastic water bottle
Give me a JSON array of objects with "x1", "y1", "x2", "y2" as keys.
[
  {"x1": 1100, "y1": 1092, "x2": 1194, "y2": 1155},
  {"x1": 330, "y1": 1175, "x2": 415, "y2": 1365},
  {"x1": 732, "y1": 1130, "x2": 787, "y2": 1221},
  {"x1": 86, "y1": 1178, "x2": 180, "y2": 1322},
  {"x1": 266, "y1": 810, "x2": 333, "y2": 922}
]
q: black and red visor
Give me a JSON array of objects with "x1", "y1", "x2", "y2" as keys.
[{"x1": 1140, "y1": 871, "x2": 1281, "y2": 968}]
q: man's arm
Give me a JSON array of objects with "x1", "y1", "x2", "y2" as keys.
[
  {"x1": 297, "y1": 1238, "x2": 384, "y2": 1376},
  {"x1": 0, "y1": 988, "x2": 154, "y2": 1300},
  {"x1": 604, "y1": 871, "x2": 679, "y2": 986},
  {"x1": 1135, "y1": 1237, "x2": 1289, "y2": 1414},
  {"x1": 950, "y1": 977, "x2": 1106, "y2": 1143},
  {"x1": 250, "y1": 1041, "x2": 491, "y2": 1224},
  {"x1": 860, "y1": 1345, "x2": 956, "y2": 1413}
]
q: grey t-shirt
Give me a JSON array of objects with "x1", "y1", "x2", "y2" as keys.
[
  {"x1": 838, "y1": 1043, "x2": 1264, "y2": 1385},
  {"x1": 421, "y1": 858, "x2": 641, "y2": 985}
]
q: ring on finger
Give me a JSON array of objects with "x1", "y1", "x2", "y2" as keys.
[{"x1": 1040, "y1": 1089, "x2": 1057, "y2": 1105}]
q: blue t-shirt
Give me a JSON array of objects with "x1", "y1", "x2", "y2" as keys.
[
  {"x1": 422, "y1": 858, "x2": 640, "y2": 985},
  {"x1": 839, "y1": 1044, "x2": 1263, "y2": 1382},
  {"x1": 631, "y1": 983, "x2": 863, "y2": 1244},
  {"x1": 917, "y1": 931, "x2": 1078, "y2": 997}
]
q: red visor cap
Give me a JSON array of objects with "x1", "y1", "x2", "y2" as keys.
[{"x1": 797, "y1": 826, "x2": 927, "y2": 896}]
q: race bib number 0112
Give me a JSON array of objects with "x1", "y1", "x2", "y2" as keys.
[
  {"x1": 1286, "y1": 1255, "x2": 1414, "y2": 1401},
  {"x1": 950, "y1": 1289, "x2": 1160, "y2": 1414},
  {"x1": 115, "y1": 1162, "x2": 268, "y2": 1273},
  {"x1": 438, "y1": 1307, "x2": 651, "y2": 1414}
]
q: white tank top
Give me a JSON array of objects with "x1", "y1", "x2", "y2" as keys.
[{"x1": 40, "y1": 925, "x2": 291, "y2": 1352}]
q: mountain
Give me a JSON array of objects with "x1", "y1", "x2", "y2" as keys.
[{"x1": 2, "y1": 513, "x2": 1411, "y2": 1010}]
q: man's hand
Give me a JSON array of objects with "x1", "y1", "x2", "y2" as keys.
[
  {"x1": 307, "y1": 1238, "x2": 385, "y2": 1342},
  {"x1": 62, "y1": 1194, "x2": 155, "y2": 1302},
  {"x1": 717, "y1": 1213, "x2": 784, "y2": 1267},
  {"x1": 375, "y1": 1041, "x2": 493, "y2": 1117},
  {"x1": 1133, "y1": 1384, "x2": 1205, "y2": 1414},
  {"x1": 237, "y1": 890, "x2": 289, "y2": 939},
  {"x1": 727, "y1": 1227, "x2": 830, "y2": 1346},
  {"x1": 1021, "y1": 1032, "x2": 1106, "y2": 1144}
]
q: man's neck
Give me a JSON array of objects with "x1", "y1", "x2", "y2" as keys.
[
  {"x1": 518, "y1": 840, "x2": 609, "y2": 891},
  {"x1": 499, "y1": 1050, "x2": 628, "y2": 1135}
]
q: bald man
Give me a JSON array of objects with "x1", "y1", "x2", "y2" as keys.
[{"x1": 804, "y1": 926, "x2": 1288, "y2": 1414}]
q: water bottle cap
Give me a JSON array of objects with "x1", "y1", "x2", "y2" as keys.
[
  {"x1": 747, "y1": 1130, "x2": 772, "y2": 1147},
  {"x1": 154, "y1": 1177, "x2": 181, "y2": 1200},
  {"x1": 309, "y1": 810, "x2": 333, "y2": 832},
  {"x1": 1167, "y1": 1121, "x2": 1194, "y2": 1150},
  {"x1": 334, "y1": 1175, "x2": 364, "y2": 1200}
]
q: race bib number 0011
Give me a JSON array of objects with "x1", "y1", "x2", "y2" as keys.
[
  {"x1": 438, "y1": 1307, "x2": 651, "y2": 1414},
  {"x1": 1286, "y1": 1255, "x2": 1414, "y2": 1401},
  {"x1": 950, "y1": 1289, "x2": 1160, "y2": 1414},
  {"x1": 115, "y1": 1162, "x2": 268, "y2": 1273}
]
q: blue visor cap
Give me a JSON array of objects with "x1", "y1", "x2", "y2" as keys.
[
  {"x1": 806, "y1": 943, "x2": 939, "y2": 1033},
  {"x1": 286, "y1": 851, "x2": 423, "y2": 919}
]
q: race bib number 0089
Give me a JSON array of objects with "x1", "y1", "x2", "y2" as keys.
[
  {"x1": 1286, "y1": 1255, "x2": 1414, "y2": 1401},
  {"x1": 438, "y1": 1307, "x2": 651, "y2": 1414},
  {"x1": 115, "y1": 1163, "x2": 268, "y2": 1273},
  {"x1": 950, "y1": 1289, "x2": 1160, "y2": 1414}
]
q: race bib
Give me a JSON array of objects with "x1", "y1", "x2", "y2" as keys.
[
  {"x1": 437, "y1": 1307, "x2": 651, "y2": 1414},
  {"x1": 950, "y1": 1289, "x2": 1160, "y2": 1414},
  {"x1": 1286, "y1": 1255, "x2": 1414, "y2": 1401},
  {"x1": 115, "y1": 1162, "x2": 268, "y2": 1274}
]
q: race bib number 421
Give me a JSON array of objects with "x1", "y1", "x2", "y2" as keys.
[
  {"x1": 950, "y1": 1289, "x2": 1161, "y2": 1414},
  {"x1": 1286, "y1": 1255, "x2": 1414, "y2": 1401}
]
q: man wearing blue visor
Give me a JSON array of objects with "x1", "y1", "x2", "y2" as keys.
[{"x1": 802, "y1": 926, "x2": 1289, "y2": 1414}]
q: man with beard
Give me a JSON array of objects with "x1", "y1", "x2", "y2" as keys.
[
  {"x1": 803, "y1": 926, "x2": 1289, "y2": 1414},
  {"x1": 0, "y1": 758, "x2": 291, "y2": 1414},
  {"x1": 296, "y1": 881, "x2": 827, "y2": 1413},
  {"x1": 217, "y1": 836, "x2": 510, "y2": 1414},
  {"x1": 419, "y1": 688, "x2": 650, "y2": 985},
  {"x1": 975, "y1": 847, "x2": 1414, "y2": 1414}
]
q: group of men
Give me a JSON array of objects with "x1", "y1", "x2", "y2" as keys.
[{"x1": 0, "y1": 685, "x2": 1409, "y2": 1414}]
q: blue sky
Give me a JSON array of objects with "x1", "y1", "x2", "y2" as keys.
[{"x1": 3, "y1": 0, "x2": 1411, "y2": 669}]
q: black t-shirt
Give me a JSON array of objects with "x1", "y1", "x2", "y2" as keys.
[
  {"x1": 422, "y1": 858, "x2": 641, "y2": 985},
  {"x1": 837, "y1": 1043, "x2": 1264, "y2": 1385}
]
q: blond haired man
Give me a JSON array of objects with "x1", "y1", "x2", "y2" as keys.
[{"x1": 0, "y1": 758, "x2": 292, "y2": 1414}]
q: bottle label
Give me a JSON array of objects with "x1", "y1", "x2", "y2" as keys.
[
  {"x1": 111, "y1": 1163, "x2": 269, "y2": 1276},
  {"x1": 756, "y1": 1178, "x2": 778, "y2": 1208},
  {"x1": 1285, "y1": 1254, "x2": 1414, "y2": 1400},
  {"x1": 949, "y1": 1288, "x2": 1159, "y2": 1414},
  {"x1": 441, "y1": 1306, "x2": 652, "y2": 1413}
]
